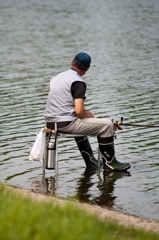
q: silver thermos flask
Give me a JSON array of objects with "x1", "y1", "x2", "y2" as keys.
[{"x1": 46, "y1": 142, "x2": 56, "y2": 169}]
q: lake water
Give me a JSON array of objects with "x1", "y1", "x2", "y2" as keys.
[{"x1": 0, "y1": 0, "x2": 159, "y2": 221}]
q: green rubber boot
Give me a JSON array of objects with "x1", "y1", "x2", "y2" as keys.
[
  {"x1": 75, "y1": 136, "x2": 103, "y2": 167},
  {"x1": 98, "y1": 136, "x2": 131, "y2": 171}
]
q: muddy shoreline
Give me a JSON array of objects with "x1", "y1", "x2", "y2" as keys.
[{"x1": 4, "y1": 185, "x2": 159, "y2": 233}]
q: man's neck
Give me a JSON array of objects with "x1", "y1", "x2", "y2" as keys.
[{"x1": 71, "y1": 67, "x2": 82, "y2": 76}]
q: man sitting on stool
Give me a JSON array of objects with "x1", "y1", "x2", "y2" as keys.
[{"x1": 44, "y1": 52, "x2": 131, "y2": 171}]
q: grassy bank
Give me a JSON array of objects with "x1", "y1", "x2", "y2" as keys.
[{"x1": 0, "y1": 185, "x2": 158, "y2": 240}]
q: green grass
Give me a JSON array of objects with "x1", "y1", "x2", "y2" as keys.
[{"x1": 0, "y1": 185, "x2": 158, "y2": 240}]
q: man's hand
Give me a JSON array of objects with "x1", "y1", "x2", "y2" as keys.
[
  {"x1": 86, "y1": 111, "x2": 95, "y2": 118},
  {"x1": 114, "y1": 124, "x2": 118, "y2": 131},
  {"x1": 74, "y1": 99, "x2": 95, "y2": 118},
  {"x1": 113, "y1": 121, "x2": 123, "y2": 131}
]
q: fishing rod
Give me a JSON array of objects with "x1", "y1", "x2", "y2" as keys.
[{"x1": 113, "y1": 117, "x2": 159, "y2": 130}]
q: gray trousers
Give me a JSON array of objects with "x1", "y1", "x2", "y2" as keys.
[{"x1": 58, "y1": 118, "x2": 114, "y2": 138}]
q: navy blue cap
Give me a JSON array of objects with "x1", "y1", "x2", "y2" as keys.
[{"x1": 74, "y1": 52, "x2": 91, "y2": 68}]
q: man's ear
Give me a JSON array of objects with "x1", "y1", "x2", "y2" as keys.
[{"x1": 71, "y1": 60, "x2": 74, "y2": 67}]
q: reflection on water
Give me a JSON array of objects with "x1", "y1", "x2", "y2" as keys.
[
  {"x1": 31, "y1": 177, "x2": 56, "y2": 195},
  {"x1": 75, "y1": 169, "x2": 131, "y2": 207},
  {"x1": 30, "y1": 169, "x2": 131, "y2": 210},
  {"x1": 0, "y1": 0, "x2": 159, "y2": 221}
]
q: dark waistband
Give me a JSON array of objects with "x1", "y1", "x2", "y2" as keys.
[{"x1": 46, "y1": 121, "x2": 71, "y2": 129}]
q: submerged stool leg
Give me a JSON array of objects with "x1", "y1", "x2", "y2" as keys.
[
  {"x1": 55, "y1": 123, "x2": 58, "y2": 185},
  {"x1": 98, "y1": 145, "x2": 100, "y2": 168}
]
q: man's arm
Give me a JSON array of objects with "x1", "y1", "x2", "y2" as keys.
[{"x1": 74, "y1": 98, "x2": 95, "y2": 119}]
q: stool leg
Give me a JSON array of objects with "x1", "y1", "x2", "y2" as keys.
[
  {"x1": 55, "y1": 136, "x2": 58, "y2": 184},
  {"x1": 43, "y1": 131, "x2": 47, "y2": 177},
  {"x1": 55, "y1": 123, "x2": 58, "y2": 185},
  {"x1": 98, "y1": 144, "x2": 100, "y2": 168}
]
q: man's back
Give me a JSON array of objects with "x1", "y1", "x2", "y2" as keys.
[{"x1": 44, "y1": 69, "x2": 84, "y2": 123}]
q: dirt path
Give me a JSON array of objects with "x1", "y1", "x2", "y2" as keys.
[{"x1": 5, "y1": 185, "x2": 159, "y2": 233}]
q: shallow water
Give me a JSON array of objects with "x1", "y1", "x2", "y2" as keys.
[{"x1": 0, "y1": 0, "x2": 159, "y2": 221}]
